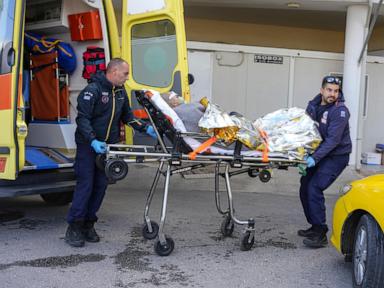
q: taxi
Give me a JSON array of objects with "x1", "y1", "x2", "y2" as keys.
[{"x1": 331, "y1": 174, "x2": 384, "y2": 288}]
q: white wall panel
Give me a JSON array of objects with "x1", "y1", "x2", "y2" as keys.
[
  {"x1": 187, "y1": 50, "x2": 213, "y2": 102},
  {"x1": 245, "y1": 54, "x2": 290, "y2": 119},
  {"x1": 212, "y1": 51, "x2": 247, "y2": 114},
  {"x1": 293, "y1": 58, "x2": 343, "y2": 109},
  {"x1": 363, "y1": 63, "x2": 384, "y2": 153}
]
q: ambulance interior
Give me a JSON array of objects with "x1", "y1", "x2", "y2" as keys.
[
  {"x1": 22, "y1": 0, "x2": 179, "y2": 172},
  {"x1": 21, "y1": 0, "x2": 109, "y2": 171}
]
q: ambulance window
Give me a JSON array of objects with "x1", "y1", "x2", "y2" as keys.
[
  {"x1": 131, "y1": 19, "x2": 177, "y2": 88},
  {"x1": 0, "y1": 0, "x2": 15, "y2": 74}
]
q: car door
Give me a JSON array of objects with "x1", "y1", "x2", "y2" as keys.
[
  {"x1": 121, "y1": 0, "x2": 190, "y2": 143},
  {"x1": 0, "y1": 0, "x2": 27, "y2": 180}
]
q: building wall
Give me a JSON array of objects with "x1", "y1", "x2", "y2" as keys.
[
  {"x1": 370, "y1": 26, "x2": 384, "y2": 52},
  {"x1": 114, "y1": 4, "x2": 384, "y2": 53},
  {"x1": 364, "y1": 62, "x2": 384, "y2": 152},
  {"x1": 185, "y1": 17, "x2": 384, "y2": 53},
  {"x1": 185, "y1": 18, "x2": 345, "y2": 53}
]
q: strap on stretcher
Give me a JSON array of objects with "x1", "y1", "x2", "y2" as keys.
[
  {"x1": 257, "y1": 128, "x2": 269, "y2": 162},
  {"x1": 188, "y1": 136, "x2": 217, "y2": 160},
  {"x1": 188, "y1": 128, "x2": 270, "y2": 162}
]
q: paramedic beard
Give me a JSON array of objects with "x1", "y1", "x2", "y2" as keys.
[
  {"x1": 320, "y1": 84, "x2": 339, "y2": 105},
  {"x1": 324, "y1": 95, "x2": 337, "y2": 104}
]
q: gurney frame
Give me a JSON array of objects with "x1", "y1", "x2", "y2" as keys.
[
  {"x1": 102, "y1": 141, "x2": 302, "y2": 257},
  {"x1": 100, "y1": 91, "x2": 303, "y2": 256}
]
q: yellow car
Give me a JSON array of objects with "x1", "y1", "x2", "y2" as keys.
[{"x1": 331, "y1": 174, "x2": 384, "y2": 288}]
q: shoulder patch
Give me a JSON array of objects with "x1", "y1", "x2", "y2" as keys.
[
  {"x1": 340, "y1": 110, "x2": 346, "y2": 118},
  {"x1": 83, "y1": 91, "x2": 94, "y2": 100}
]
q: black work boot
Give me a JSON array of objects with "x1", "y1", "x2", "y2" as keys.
[
  {"x1": 297, "y1": 226, "x2": 316, "y2": 237},
  {"x1": 82, "y1": 221, "x2": 100, "y2": 243},
  {"x1": 65, "y1": 221, "x2": 85, "y2": 247},
  {"x1": 303, "y1": 225, "x2": 328, "y2": 248}
]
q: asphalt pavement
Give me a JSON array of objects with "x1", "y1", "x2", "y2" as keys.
[{"x1": 0, "y1": 164, "x2": 365, "y2": 288}]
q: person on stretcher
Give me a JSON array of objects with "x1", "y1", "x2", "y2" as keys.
[
  {"x1": 160, "y1": 91, "x2": 258, "y2": 147},
  {"x1": 144, "y1": 90, "x2": 270, "y2": 158},
  {"x1": 160, "y1": 91, "x2": 206, "y2": 133}
]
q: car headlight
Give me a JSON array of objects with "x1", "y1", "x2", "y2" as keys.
[{"x1": 339, "y1": 184, "x2": 352, "y2": 195}]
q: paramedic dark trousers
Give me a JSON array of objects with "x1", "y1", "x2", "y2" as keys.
[
  {"x1": 67, "y1": 143, "x2": 108, "y2": 224},
  {"x1": 299, "y1": 154, "x2": 349, "y2": 227}
]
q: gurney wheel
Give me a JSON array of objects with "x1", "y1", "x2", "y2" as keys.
[
  {"x1": 240, "y1": 231, "x2": 254, "y2": 251},
  {"x1": 154, "y1": 236, "x2": 175, "y2": 256},
  {"x1": 259, "y1": 170, "x2": 271, "y2": 183},
  {"x1": 247, "y1": 169, "x2": 259, "y2": 178},
  {"x1": 105, "y1": 159, "x2": 128, "y2": 181},
  {"x1": 220, "y1": 215, "x2": 234, "y2": 236},
  {"x1": 142, "y1": 221, "x2": 159, "y2": 240},
  {"x1": 95, "y1": 154, "x2": 106, "y2": 171}
]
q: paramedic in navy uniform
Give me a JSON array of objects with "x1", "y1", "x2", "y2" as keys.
[
  {"x1": 65, "y1": 58, "x2": 157, "y2": 247},
  {"x1": 298, "y1": 76, "x2": 352, "y2": 248}
]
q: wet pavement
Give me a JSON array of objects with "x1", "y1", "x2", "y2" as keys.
[{"x1": 0, "y1": 164, "x2": 358, "y2": 288}]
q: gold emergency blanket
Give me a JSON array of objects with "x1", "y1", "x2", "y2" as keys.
[
  {"x1": 198, "y1": 102, "x2": 239, "y2": 143},
  {"x1": 230, "y1": 114, "x2": 264, "y2": 150},
  {"x1": 198, "y1": 101, "x2": 321, "y2": 160},
  {"x1": 254, "y1": 108, "x2": 322, "y2": 160}
]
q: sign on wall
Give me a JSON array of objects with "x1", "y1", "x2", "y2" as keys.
[{"x1": 254, "y1": 54, "x2": 283, "y2": 64}]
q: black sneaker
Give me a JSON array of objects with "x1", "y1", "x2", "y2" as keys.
[
  {"x1": 297, "y1": 226, "x2": 316, "y2": 237},
  {"x1": 303, "y1": 234, "x2": 328, "y2": 248},
  {"x1": 83, "y1": 221, "x2": 100, "y2": 243},
  {"x1": 303, "y1": 225, "x2": 328, "y2": 248},
  {"x1": 65, "y1": 222, "x2": 85, "y2": 247}
]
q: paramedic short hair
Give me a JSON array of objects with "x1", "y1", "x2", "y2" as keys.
[{"x1": 107, "y1": 58, "x2": 128, "y2": 72}]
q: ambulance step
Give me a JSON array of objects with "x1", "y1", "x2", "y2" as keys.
[
  {"x1": 0, "y1": 168, "x2": 75, "y2": 198},
  {"x1": 24, "y1": 146, "x2": 74, "y2": 171},
  {"x1": 0, "y1": 181, "x2": 75, "y2": 197}
]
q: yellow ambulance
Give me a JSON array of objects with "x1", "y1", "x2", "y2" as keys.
[{"x1": 0, "y1": 0, "x2": 190, "y2": 204}]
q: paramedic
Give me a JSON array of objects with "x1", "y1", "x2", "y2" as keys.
[
  {"x1": 65, "y1": 58, "x2": 157, "y2": 247},
  {"x1": 298, "y1": 76, "x2": 352, "y2": 248},
  {"x1": 161, "y1": 91, "x2": 205, "y2": 133}
]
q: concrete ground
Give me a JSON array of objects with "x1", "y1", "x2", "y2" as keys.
[{"x1": 0, "y1": 164, "x2": 377, "y2": 288}]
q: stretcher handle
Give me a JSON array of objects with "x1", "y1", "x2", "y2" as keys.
[{"x1": 188, "y1": 136, "x2": 217, "y2": 160}]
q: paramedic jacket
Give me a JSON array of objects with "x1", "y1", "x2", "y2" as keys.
[
  {"x1": 75, "y1": 72, "x2": 147, "y2": 145},
  {"x1": 306, "y1": 91, "x2": 352, "y2": 163}
]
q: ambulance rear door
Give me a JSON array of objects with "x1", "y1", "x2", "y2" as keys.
[
  {"x1": 0, "y1": 0, "x2": 27, "y2": 180},
  {"x1": 121, "y1": 0, "x2": 190, "y2": 142}
]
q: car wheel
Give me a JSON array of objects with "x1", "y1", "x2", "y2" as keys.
[{"x1": 352, "y1": 214, "x2": 384, "y2": 288}]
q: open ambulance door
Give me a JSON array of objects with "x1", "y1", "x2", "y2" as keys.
[
  {"x1": 0, "y1": 0, "x2": 27, "y2": 180},
  {"x1": 121, "y1": 0, "x2": 190, "y2": 143}
]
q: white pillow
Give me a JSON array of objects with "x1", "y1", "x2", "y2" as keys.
[{"x1": 148, "y1": 90, "x2": 187, "y2": 133}]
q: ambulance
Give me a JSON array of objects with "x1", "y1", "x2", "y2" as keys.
[{"x1": 0, "y1": 0, "x2": 190, "y2": 204}]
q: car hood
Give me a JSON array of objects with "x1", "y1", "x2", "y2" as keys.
[{"x1": 350, "y1": 174, "x2": 384, "y2": 194}]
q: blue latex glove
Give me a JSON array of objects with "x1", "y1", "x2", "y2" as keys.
[
  {"x1": 91, "y1": 139, "x2": 107, "y2": 154},
  {"x1": 305, "y1": 156, "x2": 315, "y2": 168},
  {"x1": 146, "y1": 125, "x2": 158, "y2": 140}
]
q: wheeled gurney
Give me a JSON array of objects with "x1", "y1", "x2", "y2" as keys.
[{"x1": 100, "y1": 91, "x2": 304, "y2": 256}]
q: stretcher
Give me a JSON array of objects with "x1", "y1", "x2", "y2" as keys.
[{"x1": 100, "y1": 91, "x2": 304, "y2": 256}]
